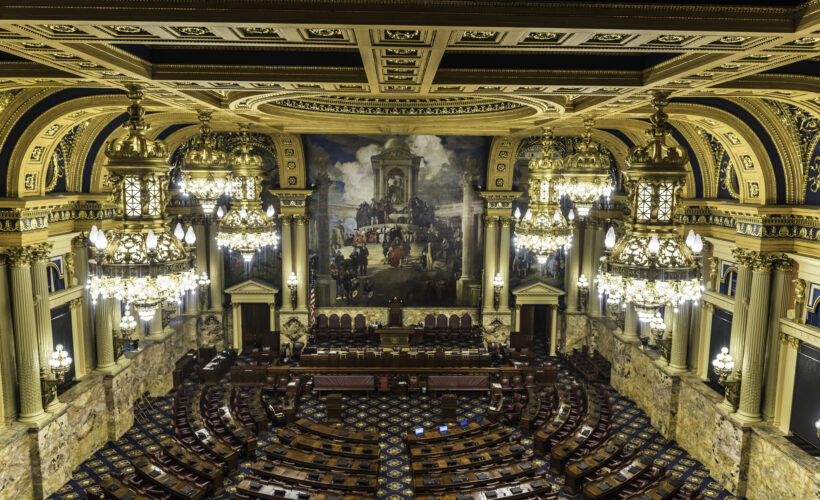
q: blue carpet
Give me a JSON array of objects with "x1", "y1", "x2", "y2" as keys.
[{"x1": 49, "y1": 358, "x2": 732, "y2": 499}]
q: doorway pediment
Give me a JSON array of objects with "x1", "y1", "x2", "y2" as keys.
[{"x1": 512, "y1": 280, "x2": 565, "y2": 305}]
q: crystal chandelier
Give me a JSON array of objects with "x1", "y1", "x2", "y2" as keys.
[
  {"x1": 216, "y1": 124, "x2": 278, "y2": 262},
  {"x1": 596, "y1": 91, "x2": 702, "y2": 322},
  {"x1": 179, "y1": 111, "x2": 233, "y2": 214},
  {"x1": 513, "y1": 127, "x2": 574, "y2": 263},
  {"x1": 559, "y1": 118, "x2": 613, "y2": 217},
  {"x1": 88, "y1": 85, "x2": 200, "y2": 321}
]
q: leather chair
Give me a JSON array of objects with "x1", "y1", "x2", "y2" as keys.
[
  {"x1": 408, "y1": 375, "x2": 420, "y2": 394},
  {"x1": 524, "y1": 375, "x2": 535, "y2": 389},
  {"x1": 293, "y1": 341, "x2": 304, "y2": 361},
  {"x1": 378, "y1": 376, "x2": 390, "y2": 393},
  {"x1": 353, "y1": 314, "x2": 367, "y2": 337},
  {"x1": 435, "y1": 314, "x2": 448, "y2": 334},
  {"x1": 340, "y1": 314, "x2": 352, "y2": 335},
  {"x1": 263, "y1": 376, "x2": 276, "y2": 393},
  {"x1": 328, "y1": 314, "x2": 341, "y2": 336}
]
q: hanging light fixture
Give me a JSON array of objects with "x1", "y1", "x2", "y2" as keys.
[
  {"x1": 513, "y1": 127, "x2": 574, "y2": 263},
  {"x1": 179, "y1": 110, "x2": 233, "y2": 214},
  {"x1": 596, "y1": 91, "x2": 702, "y2": 322},
  {"x1": 88, "y1": 85, "x2": 200, "y2": 321},
  {"x1": 559, "y1": 118, "x2": 613, "y2": 217},
  {"x1": 216, "y1": 124, "x2": 278, "y2": 262}
]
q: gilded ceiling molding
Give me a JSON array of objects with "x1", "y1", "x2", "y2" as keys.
[
  {"x1": 271, "y1": 134, "x2": 305, "y2": 189},
  {"x1": 64, "y1": 112, "x2": 122, "y2": 193},
  {"x1": 661, "y1": 102, "x2": 776, "y2": 205},
  {"x1": 5, "y1": 94, "x2": 130, "y2": 197},
  {"x1": 669, "y1": 120, "x2": 713, "y2": 200},
  {"x1": 0, "y1": 88, "x2": 57, "y2": 161},
  {"x1": 486, "y1": 135, "x2": 525, "y2": 191},
  {"x1": 734, "y1": 97, "x2": 802, "y2": 204}
]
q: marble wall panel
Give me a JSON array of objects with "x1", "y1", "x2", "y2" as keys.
[
  {"x1": 746, "y1": 427, "x2": 820, "y2": 500},
  {"x1": 0, "y1": 425, "x2": 33, "y2": 499}
]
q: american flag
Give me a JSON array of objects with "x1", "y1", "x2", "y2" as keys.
[{"x1": 308, "y1": 272, "x2": 316, "y2": 327}]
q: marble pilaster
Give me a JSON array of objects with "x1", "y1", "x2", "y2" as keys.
[
  {"x1": 481, "y1": 216, "x2": 498, "y2": 313},
  {"x1": 94, "y1": 298, "x2": 115, "y2": 370},
  {"x1": 72, "y1": 236, "x2": 96, "y2": 372},
  {"x1": 669, "y1": 302, "x2": 691, "y2": 372},
  {"x1": 0, "y1": 255, "x2": 18, "y2": 421},
  {"x1": 207, "y1": 221, "x2": 224, "y2": 310},
  {"x1": 622, "y1": 303, "x2": 640, "y2": 343},
  {"x1": 564, "y1": 224, "x2": 581, "y2": 312},
  {"x1": 279, "y1": 215, "x2": 294, "y2": 311},
  {"x1": 736, "y1": 254, "x2": 774, "y2": 422},
  {"x1": 293, "y1": 215, "x2": 309, "y2": 311},
  {"x1": 497, "y1": 218, "x2": 511, "y2": 310},
  {"x1": 589, "y1": 223, "x2": 605, "y2": 317}
]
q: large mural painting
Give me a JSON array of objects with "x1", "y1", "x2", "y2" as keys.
[{"x1": 307, "y1": 134, "x2": 489, "y2": 307}]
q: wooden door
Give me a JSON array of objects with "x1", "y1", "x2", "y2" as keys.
[
  {"x1": 513, "y1": 305, "x2": 535, "y2": 348},
  {"x1": 241, "y1": 303, "x2": 269, "y2": 350}
]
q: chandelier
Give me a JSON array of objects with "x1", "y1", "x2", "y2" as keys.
[
  {"x1": 88, "y1": 85, "x2": 200, "y2": 321},
  {"x1": 513, "y1": 127, "x2": 574, "y2": 263},
  {"x1": 216, "y1": 124, "x2": 278, "y2": 262},
  {"x1": 596, "y1": 91, "x2": 702, "y2": 322},
  {"x1": 559, "y1": 118, "x2": 613, "y2": 216},
  {"x1": 179, "y1": 111, "x2": 233, "y2": 214}
]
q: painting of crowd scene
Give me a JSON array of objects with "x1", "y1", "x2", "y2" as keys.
[{"x1": 307, "y1": 134, "x2": 489, "y2": 307}]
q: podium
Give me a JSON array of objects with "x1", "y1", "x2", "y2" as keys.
[
  {"x1": 387, "y1": 297, "x2": 403, "y2": 326},
  {"x1": 441, "y1": 393, "x2": 457, "y2": 421},
  {"x1": 326, "y1": 393, "x2": 343, "y2": 423}
]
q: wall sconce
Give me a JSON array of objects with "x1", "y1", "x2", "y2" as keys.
[
  {"x1": 196, "y1": 272, "x2": 211, "y2": 309},
  {"x1": 712, "y1": 347, "x2": 741, "y2": 407},
  {"x1": 115, "y1": 304, "x2": 137, "y2": 356},
  {"x1": 42, "y1": 344, "x2": 72, "y2": 407},
  {"x1": 287, "y1": 272, "x2": 299, "y2": 309},
  {"x1": 577, "y1": 274, "x2": 589, "y2": 310},
  {"x1": 492, "y1": 273, "x2": 504, "y2": 310}
]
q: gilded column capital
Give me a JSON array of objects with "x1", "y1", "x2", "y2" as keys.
[
  {"x1": 69, "y1": 297, "x2": 83, "y2": 309},
  {"x1": 778, "y1": 332, "x2": 801, "y2": 350},
  {"x1": 278, "y1": 214, "x2": 293, "y2": 224},
  {"x1": 732, "y1": 248, "x2": 755, "y2": 269},
  {"x1": 291, "y1": 214, "x2": 309, "y2": 225},
  {"x1": 483, "y1": 215, "x2": 500, "y2": 226},
  {"x1": 773, "y1": 254, "x2": 793, "y2": 273},
  {"x1": 29, "y1": 242, "x2": 53, "y2": 263},
  {"x1": 5, "y1": 246, "x2": 35, "y2": 267},
  {"x1": 750, "y1": 252, "x2": 776, "y2": 273},
  {"x1": 703, "y1": 301, "x2": 715, "y2": 313},
  {"x1": 500, "y1": 217, "x2": 512, "y2": 228}
]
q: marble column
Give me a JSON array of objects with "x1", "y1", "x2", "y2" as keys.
[
  {"x1": 459, "y1": 173, "x2": 475, "y2": 285},
  {"x1": 549, "y1": 305, "x2": 558, "y2": 356},
  {"x1": 73, "y1": 236, "x2": 96, "y2": 372},
  {"x1": 762, "y1": 257, "x2": 792, "y2": 422},
  {"x1": 687, "y1": 300, "x2": 702, "y2": 373},
  {"x1": 481, "y1": 216, "x2": 499, "y2": 312},
  {"x1": 293, "y1": 215, "x2": 309, "y2": 311},
  {"x1": 0, "y1": 255, "x2": 18, "y2": 421},
  {"x1": 192, "y1": 221, "x2": 208, "y2": 313},
  {"x1": 30, "y1": 243, "x2": 54, "y2": 375},
  {"x1": 498, "y1": 219, "x2": 512, "y2": 310},
  {"x1": 94, "y1": 298, "x2": 115, "y2": 370},
  {"x1": 208, "y1": 221, "x2": 224, "y2": 310},
  {"x1": 148, "y1": 305, "x2": 163, "y2": 339},
  {"x1": 728, "y1": 249, "x2": 753, "y2": 374},
  {"x1": 580, "y1": 222, "x2": 595, "y2": 293},
  {"x1": 697, "y1": 302, "x2": 715, "y2": 380},
  {"x1": 7, "y1": 248, "x2": 46, "y2": 423},
  {"x1": 589, "y1": 223, "x2": 604, "y2": 317},
  {"x1": 736, "y1": 254, "x2": 774, "y2": 422},
  {"x1": 669, "y1": 303, "x2": 691, "y2": 372},
  {"x1": 280, "y1": 216, "x2": 294, "y2": 310},
  {"x1": 622, "y1": 303, "x2": 640, "y2": 343},
  {"x1": 565, "y1": 224, "x2": 582, "y2": 313},
  {"x1": 722, "y1": 248, "x2": 753, "y2": 410}
]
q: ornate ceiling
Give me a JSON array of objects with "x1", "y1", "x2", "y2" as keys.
[{"x1": 0, "y1": 0, "x2": 818, "y2": 134}]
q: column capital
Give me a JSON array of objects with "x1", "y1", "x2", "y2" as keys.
[
  {"x1": 29, "y1": 242, "x2": 53, "y2": 263},
  {"x1": 5, "y1": 246, "x2": 35, "y2": 267},
  {"x1": 69, "y1": 297, "x2": 83, "y2": 310},
  {"x1": 773, "y1": 254, "x2": 793, "y2": 272},
  {"x1": 483, "y1": 215, "x2": 500, "y2": 226},
  {"x1": 779, "y1": 332, "x2": 801, "y2": 350},
  {"x1": 750, "y1": 252, "x2": 777, "y2": 273},
  {"x1": 291, "y1": 214, "x2": 309, "y2": 226},
  {"x1": 703, "y1": 301, "x2": 715, "y2": 313},
  {"x1": 731, "y1": 248, "x2": 756, "y2": 268},
  {"x1": 278, "y1": 214, "x2": 293, "y2": 224},
  {"x1": 499, "y1": 217, "x2": 512, "y2": 228}
]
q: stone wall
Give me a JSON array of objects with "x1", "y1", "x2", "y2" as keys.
[
  {"x1": 588, "y1": 315, "x2": 820, "y2": 499},
  {"x1": 0, "y1": 426, "x2": 33, "y2": 499},
  {"x1": 746, "y1": 426, "x2": 820, "y2": 500},
  {"x1": 0, "y1": 312, "x2": 200, "y2": 500},
  {"x1": 564, "y1": 313, "x2": 590, "y2": 352}
]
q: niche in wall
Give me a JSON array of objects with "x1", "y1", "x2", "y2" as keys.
[{"x1": 706, "y1": 307, "x2": 733, "y2": 393}]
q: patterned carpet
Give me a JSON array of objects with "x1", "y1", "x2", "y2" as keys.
[{"x1": 49, "y1": 353, "x2": 732, "y2": 500}]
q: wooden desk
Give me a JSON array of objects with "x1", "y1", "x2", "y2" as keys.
[
  {"x1": 211, "y1": 388, "x2": 257, "y2": 455},
  {"x1": 533, "y1": 401, "x2": 571, "y2": 453},
  {"x1": 99, "y1": 477, "x2": 152, "y2": 500},
  {"x1": 237, "y1": 478, "x2": 363, "y2": 500},
  {"x1": 376, "y1": 327, "x2": 417, "y2": 347},
  {"x1": 408, "y1": 429, "x2": 513, "y2": 458},
  {"x1": 414, "y1": 479, "x2": 555, "y2": 500},
  {"x1": 411, "y1": 443, "x2": 526, "y2": 475},
  {"x1": 412, "y1": 462, "x2": 537, "y2": 492},
  {"x1": 583, "y1": 454, "x2": 654, "y2": 500},
  {"x1": 264, "y1": 445, "x2": 379, "y2": 475},
  {"x1": 629, "y1": 474, "x2": 684, "y2": 499},
  {"x1": 405, "y1": 420, "x2": 494, "y2": 444},
  {"x1": 158, "y1": 438, "x2": 224, "y2": 495},
  {"x1": 550, "y1": 392, "x2": 603, "y2": 473},
  {"x1": 251, "y1": 462, "x2": 377, "y2": 492},
  {"x1": 186, "y1": 387, "x2": 239, "y2": 471},
  {"x1": 563, "y1": 436, "x2": 627, "y2": 495},
  {"x1": 132, "y1": 452, "x2": 206, "y2": 500},
  {"x1": 296, "y1": 418, "x2": 378, "y2": 444},
  {"x1": 245, "y1": 387, "x2": 268, "y2": 433},
  {"x1": 278, "y1": 431, "x2": 380, "y2": 459}
]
